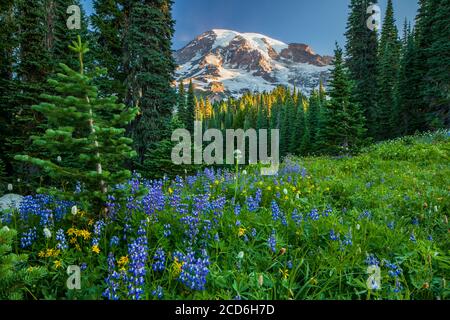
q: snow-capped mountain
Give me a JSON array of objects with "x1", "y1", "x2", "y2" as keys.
[{"x1": 174, "y1": 29, "x2": 333, "y2": 98}]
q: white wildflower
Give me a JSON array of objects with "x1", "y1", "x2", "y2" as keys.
[
  {"x1": 43, "y1": 227, "x2": 52, "y2": 239},
  {"x1": 71, "y1": 205, "x2": 78, "y2": 216}
]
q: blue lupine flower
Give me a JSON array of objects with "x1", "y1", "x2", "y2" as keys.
[
  {"x1": 358, "y1": 210, "x2": 372, "y2": 220},
  {"x1": 103, "y1": 252, "x2": 121, "y2": 300},
  {"x1": 308, "y1": 208, "x2": 320, "y2": 221},
  {"x1": 20, "y1": 227, "x2": 37, "y2": 248},
  {"x1": 251, "y1": 228, "x2": 257, "y2": 237},
  {"x1": 342, "y1": 231, "x2": 352, "y2": 246},
  {"x1": 152, "y1": 286, "x2": 164, "y2": 299},
  {"x1": 81, "y1": 263, "x2": 88, "y2": 271},
  {"x1": 176, "y1": 249, "x2": 210, "y2": 291},
  {"x1": 387, "y1": 221, "x2": 395, "y2": 230},
  {"x1": 126, "y1": 223, "x2": 149, "y2": 300},
  {"x1": 110, "y1": 236, "x2": 120, "y2": 247},
  {"x1": 214, "y1": 233, "x2": 220, "y2": 242},
  {"x1": 412, "y1": 217, "x2": 419, "y2": 225},
  {"x1": 236, "y1": 220, "x2": 241, "y2": 227},
  {"x1": 56, "y1": 229, "x2": 68, "y2": 250},
  {"x1": 291, "y1": 209, "x2": 302, "y2": 226},
  {"x1": 329, "y1": 229, "x2": 340, "y2": 241},
  {"x1": 92, "y1": 219, "x2": 106, "y2": 246},
  {"x1": 366, "y1": 182, "x2": 374, "y2": 188},
  {"x1": 246, "y1": 189, "x2": 262, "y2": 212},
  {"x1": 287, "y1": 261, "x2": 293, "y2": 270},
  {"x1": 234, "y1": 204, "x2": 241, "y2": 216},
  {"x1": 152, "y1": 248, "x2": 166, "y2": 272},
  {"x1": 393, "y1": 278, "x2": 403, "y2": 293},
  {"x1": 322, "y1": 206, "x2": 333, "y2": 217},
  {"x1": 267, "y1": 231, "x2": 276, "y2": 253},
  {"x1": 410, "y1": 232, "x2": 417, "y2": 243},
  {"x1": 365, "y1": 254, "x2": 380, "y2": 266},
  {"x1": 385, "y1": 261, "x2": 402, "y2": 278},
  {"x1": 271, "y1": 200, "x2": 282, "y2": 222},
  {"x1": 163, "y1": 224, "x2": 171, "y2": 237},
  {"x1": 427, "y1": 235, "x2": 433, "y2": 241}
]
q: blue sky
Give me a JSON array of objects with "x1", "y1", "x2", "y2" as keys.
[{"x1": 81, "y1": 0, "x2": 418, "y2": 55}]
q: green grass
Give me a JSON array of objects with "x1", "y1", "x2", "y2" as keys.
[{"x1": 1, "y1": 131, "x2": 449, "y2": 300}]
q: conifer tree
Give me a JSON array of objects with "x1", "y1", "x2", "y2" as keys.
[
  {"x1": 411, "y1": 0, "x2": 440, "y2": 131},
  {"x1": 91, "y1": 0, "x2": 131, "y2": 101},
  {"x1": 318, "y1": 44, "x2": 366, "y2": 155},
  {"x1": 345, "y1": 0, "x2": 379, "y2": 138},
  {"x1": 127, "y1": 0, "x2": 177, "y2": 164},
  {"x1": 15, "y1": 37, "x2": 138, "y2": 215},
  {"x1": 184, "y1": 79, "x2": 196, "y2": 131},
  {"x1": 290, "y1": 101, "x2": 306, "y2": 154},
  {"x1": 396, "y1": 28, "x2": 422, "y2": 135},
  {"x1": 424, "y1": 0, "x2": 450, "y2": 129},
  {"x1": 307, "y1": 90, "x2": 321, "y2": 150},
  {"x1": 177, "y1": 80, "x2": 186, "y2": 118},
  {"x1": 377, "y1": 0, "x2": 401, "y2": 139},
  {"x1": 7, "y1": 0, "x2": 52, "y2": 185},
  {"x1": 49, "y1": 0, "x2": 90, "y2": 70},
  {"x1": 0, "y1": 0, "x2": 18, "y2": 176}
]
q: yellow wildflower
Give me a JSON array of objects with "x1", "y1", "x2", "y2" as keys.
[
  {"x1": 118, "y1": 256, "x2": 129, "y2": 267},
  {"x1": 75, "y1": 244, "x2": 81, "y2": 251},
  {"x1": 38, "y1": 251, "x2": 45, "y2": 258},
  {"x1": 92, "y1": 245, "x2": 100, "y2": 254},
  {"x1": 280, "y1": 269, "x2": 289, "y2": 280},
  {"x1": 69, "y1": 237, "x2": 77, "y2": 244},
  {"x1": 88, "y1": 219, "x2": 94, "y2": 226},
  {"x1": 54, "y1": 260, "x2": 62, "y2": 269},
  {"x1": 238, "y1": 227, "x2": 247, "y2": 237},
  {"x1": 172, "y1": 258, "x2": 184, "y2": 277},
  {"x1": 168, "y1": 187, "x2": 174, "y2": 195},
  {"x1": 67, "y1": 228, "x2": 77, "y2": 236},
  {"x1": 79, "y1": 230, "x2": 91, "y2": 240}
]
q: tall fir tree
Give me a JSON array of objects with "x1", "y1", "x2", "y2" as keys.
[
  {"x1": 306, "y1": 89, "x2": 321, "y2": 152},
  {"x1": 127, "y1": 0, "x2": 177, "y2": 164},
  {"x1": 184, "y1": 79, "x2": 196, "y2": 132},
  {"x1": 6, "y1": 0, "x2": 52, "y2": 185},
  {"x1": 91, "y1": 0, "x2": 131, "y2": 101},
  {"x1": 47, "y1": 0, "x2": 90, "y2": 70},
  {"x1": 15, "y1": 37, "x2": 138, "y2": 215},
  {"x1": 396, "y1": 26, "x2": 422, "y2": 135},
  {"x1": 318, "y1": 44, "x2": 366, "y2": 155},
  {"x1": 345, "y1": 0, "x2": 379, "y2": 138},
  {"x1": 412, "y1": 0, "x2": 440, "y2": 131},
  {"x1": 177, "y1": 80, "x2": 186, "y2": 119},
  {"x1": 424, "y1": 0, "x2": 450, "y2": 128},
  {"x1": 0, "y1": 0, "x2": 18, "y2": 176},
  {"x1": 377, "y1": 0, "x2": 401, "y2": 139}
]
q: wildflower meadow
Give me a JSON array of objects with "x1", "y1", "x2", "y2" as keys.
[{"x1": 1, "y1": 131, "x2": 448, "y2": 300}]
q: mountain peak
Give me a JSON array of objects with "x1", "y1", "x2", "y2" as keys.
[{"x1": 174, "y1": 29, "x2": 332, "y2": 98}]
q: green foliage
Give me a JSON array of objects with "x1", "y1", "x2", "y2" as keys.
[
  {"x1": 3, "y1": 132, "x2": 449, "y2": 300},
  {"x1": 15, "y1": 37, "x2": 138, "y2": 214},
  {"x1": 183, "y1": 80, "x2": 196, "y2": 132},
  {"x1": 345, "y1": 0, "x2": 379, "y2": 139},
  {"x1": 127, "y1": 0, "x2": 177, "y2": 163},
  {"x1": 377, "y1": 0, "x2": 401, "y2": 140},
  {"x1": 317, "y1": 44, "x2": 366, "y2": 155},
  {"x1": 91, "y1": 0, "x2": 130, "y2": 101},
  {"x1": 142, "y1": 115, "x2": 200, "y2": 179},
  {"x1": 0, "y1": 226, "x2": 47, "y2": 300}
]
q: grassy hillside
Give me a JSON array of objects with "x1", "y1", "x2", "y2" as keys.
[{"x1": 1, "y1": 131, "x2": 449, "y2": 300}]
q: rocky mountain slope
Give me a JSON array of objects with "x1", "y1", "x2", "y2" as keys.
[{"x1": 174, "y1": 29, "x2": 333, "y2": 98}]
